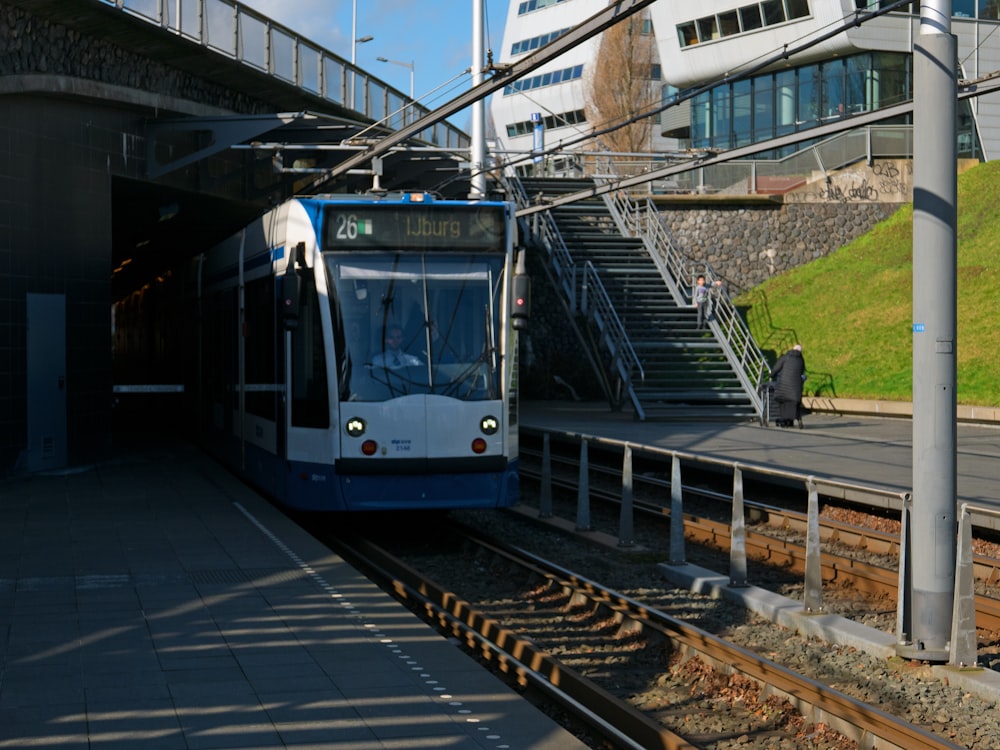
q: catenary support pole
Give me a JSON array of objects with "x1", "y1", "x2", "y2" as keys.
[
  {"x1": 469, "y1": 0, "x2": 487, "y2": 199},
  {"x1": 899, "y1": 0, "x2": 957, "y2": 662}
]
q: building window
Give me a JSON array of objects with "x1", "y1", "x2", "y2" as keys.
[
  {"x1": 517, "y1": 0, "x2": 571, "y2": 15},
  {"x1": 505, "y1": 109, "x2": 587, "y2": 137},
  {"x1": 797, "y1": 64, "x2": 820, "y2": 126},
  {"x1": 503, "y1": 65, "x2": 584, "y2": 95},
  {"x1": 733, "y1": 78, "x2": 752, "y2": 146},
  {"x1": 510, "y1": 28, "x2": 571, "y2": 56},
  {"x1": 954, "y1": 0, "x2": 975, "y2": 17},
  {"x1": 719, "y1": 10, "x2": 741, "y2": 35},
  {"x1": 822, "y1": 58, "x2": 847, "y2": 118},
  {"x1": 698, "y1": 16, "x2": 720, "y2": 41},
  {"x1": 740, "y1": 4, "x2": 764, "y2": 30},
  {"x1": 677, "y1": 1, "x2": 811, "y2": 48},
  {"x1": 762, "y1": 0, "x2": 786, "y2": 25},
  {"x1": 678, "y1": 22, "x2": 698, "y2": 46},
  {"x1": 753, "y1": 76, "x2": 774, "y2": 142},
  {"x1": 786, "y1": 0, "x2": 811, "y2": 18}
]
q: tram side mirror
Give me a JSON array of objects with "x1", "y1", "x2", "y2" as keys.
[
  {"x1": 280, "y1": 242, "x2": 304, "y2": 329},
  {"x1": 511, "y1": 272, "x2": 530, "y2": 330}
]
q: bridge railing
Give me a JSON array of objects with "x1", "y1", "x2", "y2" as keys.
[{"x1": 100, "y1": 0, "x2": 469, "y2": 149}]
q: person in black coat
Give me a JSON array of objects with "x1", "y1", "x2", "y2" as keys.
[{"x1": 771, "y1": 344, "x2": 806, "y2": 427}]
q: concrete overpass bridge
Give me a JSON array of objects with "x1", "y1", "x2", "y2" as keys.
[{"x1": 0, "y1": 0, "x2": 477, "y2": 473}]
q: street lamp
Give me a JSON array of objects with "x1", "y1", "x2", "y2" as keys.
[
  {"x1": 376, "y1": 56, "x2": 415, "y2": 98},
  {"x1": 351, "y1": 0, "x2": 372, "y2": 64},
  {"x1": 354, "y1": 34, "x2": 373, "y2": 64}
]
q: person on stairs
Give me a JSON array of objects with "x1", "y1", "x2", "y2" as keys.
[
  {"x1": 693, "y1": 275, "x2": 711, "y2": 329},
  {"x1": 694, "y1": 275, "x2": 725, "y2": 328}
]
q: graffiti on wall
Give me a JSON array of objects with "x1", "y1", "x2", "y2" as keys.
[{"x1": 795, "y1": 160, "x2": 912, "y2": 203}]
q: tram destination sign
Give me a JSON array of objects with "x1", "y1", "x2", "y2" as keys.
[{"x1": 323, "y1": 204, "x2": 506, "y2": 251}]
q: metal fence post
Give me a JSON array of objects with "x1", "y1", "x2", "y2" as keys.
[
  {"x1": 803, "y1": 477, "x2": 824, "y2": 613},
  {"x1": 895, "y1": 493, "x2": 913, "y2": 647},
  {"x1": 619, "y1": 444, "x2": 634, "y2": 547},
  {"x1": 730, "y1": 464, "x2": 748, "y2": 587},
  {"x1": 576, "y1": 439, "x2": 591, "y2": 531},
  {"x1": 669, "y1": 452, "x2": 686, "y2": 564},
  {"x1": 539, "y1": 432, "x2": 553, "y2": 518},
  {"x1": 949, "y1": 503, "x2": 979, "y2": 668}
]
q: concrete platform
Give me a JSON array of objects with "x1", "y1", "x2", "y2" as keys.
[
  {"x1": 520, "y1": 400, "x2": 1000, "y2": 522},
  {"x1": 0, "y1": 435, "x2": 588, "y2": 750}
]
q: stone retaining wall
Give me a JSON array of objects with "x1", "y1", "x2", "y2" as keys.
[{"x1": 654, "y1": 200, "x2": 900, "y2": 291}]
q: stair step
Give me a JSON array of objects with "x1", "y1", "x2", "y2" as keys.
[{"x1": 523, "y1": 175, "x2": 762, "y2": 424}]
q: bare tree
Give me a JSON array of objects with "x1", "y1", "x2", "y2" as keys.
[{"x1": 584, "y1": 15, "x2": 658, "y2": 156}]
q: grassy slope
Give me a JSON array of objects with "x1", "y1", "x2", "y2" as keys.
[{"x1": 737, "y1": 159, "x2": 1000, "y2": 406}]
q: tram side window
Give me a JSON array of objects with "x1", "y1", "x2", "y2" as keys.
[
  {"x1": 244, "y1": 276, "x2": 278, "y2": 421},
  {"x1": 290, "y1": 272, "x2": 329, "y2": 428},
  {"x1": 204, "y1": 288, "x2": 237, "y2": 433}
]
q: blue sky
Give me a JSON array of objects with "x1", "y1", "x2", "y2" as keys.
[{"x1": 240, "y1": 0, "x2": 511, "y2": 123}]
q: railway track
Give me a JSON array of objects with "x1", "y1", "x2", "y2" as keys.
[
  {"x1": 327, "y1": 524, "x2": 964, "y2": 750},
  {"x1": 517, "y1": 433, "x2": 1000, "y2": 635}
]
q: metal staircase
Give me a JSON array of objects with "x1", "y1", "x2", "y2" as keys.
[{"x1": 507, "y1": 174, "x2": 770, "y2": 421}]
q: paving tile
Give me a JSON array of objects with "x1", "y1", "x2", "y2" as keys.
[
  {"x1": 0, "y1": 703, "x2": 88, "y2": 749},
  {"x1": 84, "y1": 700, "x2": 186, "y2": 750}
]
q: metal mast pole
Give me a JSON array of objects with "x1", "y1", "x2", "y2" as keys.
[
  {"x1": 469, "y1": 0, "x2": 487, "y2": 199},
  {"x1": 899, "y1": 0, "x2": 957, "y2": 662},
  {"x1": 351, "y1": 0, "x2": 358, "y2": 64}
]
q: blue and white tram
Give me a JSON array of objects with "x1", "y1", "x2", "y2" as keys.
[{"x1": 197, "y1": 192, "x2": 525, "y2": 511}]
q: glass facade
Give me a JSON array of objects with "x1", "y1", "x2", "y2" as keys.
[
  {"x1": 853, "y1": 0, "x2": 1000, "y2": 19},
  {"x1": 688, "y1": 51, "x2": 981, "y2": 158},
  {"x1": 691, "y1": 52, "x2": 910, "y2": 150}
]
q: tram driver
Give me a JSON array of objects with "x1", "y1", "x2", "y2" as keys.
[{"x1": 370, "y1": 324, "x2": 422, "y2": 369}]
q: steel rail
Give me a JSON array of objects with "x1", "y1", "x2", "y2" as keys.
[
  {"x1": 330, "y1": 534, "x2": 690, "y2": 750},
  {"x1": 458, "y1": 527, "x2": 964, "y2": 750}
]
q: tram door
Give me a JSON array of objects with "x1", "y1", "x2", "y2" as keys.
[{"x1": 26, "y1": 293, "x2": 68, "y2": 471}]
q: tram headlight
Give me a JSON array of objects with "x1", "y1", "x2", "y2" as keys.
[
  {"x1": 479, "y1": 415, "x2": 499, "y2": 435},
  {"x1": 346, "y1": 417, "x2": 366, "y2": 437},
  {"x1": 471, "y1": 437, "x2": 487, "y2": 454}
]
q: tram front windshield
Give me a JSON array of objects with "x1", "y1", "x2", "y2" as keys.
[{"x1": 327, "y1": 253, "x2": 505, "y2": 402}]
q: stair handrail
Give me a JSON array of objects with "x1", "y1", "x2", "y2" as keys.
[
  {"x1": 602, "y1": 186, "x2": 689, "y2": 306},
  {"x1": 598, "y1": 177, "x2": 772, "y2": 417},
  {"x1": 501, "y1": 172, "x2": 578, "y2": 312},
  {"x1": 499, "y1": 170, "x2": 646, "y2": 415},
  {"x1": 581, "y1": 260, "x2": 645, "y2": 416}
]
